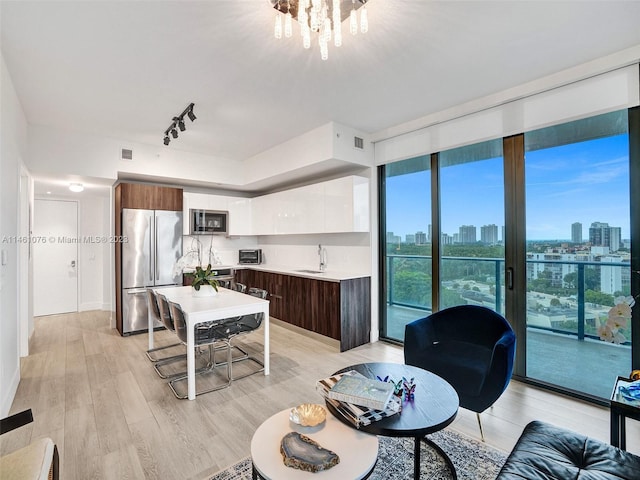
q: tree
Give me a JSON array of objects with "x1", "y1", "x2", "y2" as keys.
[
  {"x1": 550, "y1": 297, "x2": 561, "y2": 307},
  {"x1": 584, "y1": 289, "x2": 614, "y2": 307}
]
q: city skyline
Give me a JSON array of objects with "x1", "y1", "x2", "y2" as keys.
[
  {"x1": 387, "y1": 220, "x2": 628, "y2": 246},
  {"x1": 385, "y1": 133, "x2": 630, "y2": 240}
]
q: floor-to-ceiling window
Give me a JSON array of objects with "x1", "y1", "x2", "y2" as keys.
[
  {"x1": 381, "y1": 155, "x2": 432, "y2": 341},
  {"x1": 523, "y1": 110, "x2": 631, "y2": 398},
  {"x1": 380, "y1": 108, "x2": 638, "y2": 401},
  {"x1": 439, "y1": 140, "x2": 505, "y2": 313}
]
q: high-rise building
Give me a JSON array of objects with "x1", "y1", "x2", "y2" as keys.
[
  {"x1": 458, "y1": 225, "x2": 477, "y2": 244},
  {"x1": 481, "y1": 224, "x2": 499, "y2": 244},
  {"x1": 386, "y1": 231, "x2": 401, "y2": 245},
  {"x1": 415, "y1": 231, "x2": 427, "y2": 245},
  {"x1": 441, "y1": 233, "x2": 453, "y2": 245},
  {"x1": 405, "y1": 234, "x2": 415, "y2": 244},
  {"x1": 571, "y1": 222, "x2": 582, "y2": 243},
  {"x1": 589, "y1": 222, "x2": 621, "y2": 251},
  {"x1": 589, "y1": 222, "x2": 609, "y2": 246},
  {"x1": 609, "y1": 227, "x2": 621, "y2": 252}
]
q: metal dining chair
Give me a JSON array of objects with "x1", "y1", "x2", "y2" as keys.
[
  {"x1": 220, "y1": 287, "x2": 268, "y2": 381},
  {"x1": 145, "y1": 289, "x2": 184, "y2": 365},
  {"x1": 167, "y1": 300, "x2": 232, "y2": 399},
  {"x1": 232, "y1": 282, "x2": 247, "y2": 293},
  {"x1": 152, "y1": 293, "x2": 215, "y2": 380}
]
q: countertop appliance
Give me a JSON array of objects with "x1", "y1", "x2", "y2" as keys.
[
  {"x1": 121, "y1": 208, "x2": 183, "y2": 335},
  {"x1": 190, "y1": 208, "x2": 228, "y2": 235},
  {"x1": 239, "y1": 249, "x2": 262, "y2": 265}
]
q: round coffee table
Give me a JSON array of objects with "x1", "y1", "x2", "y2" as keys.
[
  {"x1": 328, "y1": 362, "x2": 459, "y2": 480},
  {"x1": 250, "y1": 407, "x2": 379, "y2": 479}
]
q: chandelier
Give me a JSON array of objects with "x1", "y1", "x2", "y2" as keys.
[{"x1": 272, "y1": 0, "x2": 369, "y2": 60}]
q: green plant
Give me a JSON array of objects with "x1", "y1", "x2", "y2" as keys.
[{"x1": 185, "y1": 264, "x2": 219, "y2": 292}]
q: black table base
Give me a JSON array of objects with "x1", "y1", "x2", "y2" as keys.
[{"x1": 419, "y1": 437, "x2": 458, "y2": 480}]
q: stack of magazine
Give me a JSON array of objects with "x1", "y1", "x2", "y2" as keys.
[{"x1": 316, "y1": 370, "x2": 401, "y2": 428}]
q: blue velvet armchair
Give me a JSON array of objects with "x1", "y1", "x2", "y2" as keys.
[{"x1": 404, "y1": 305, "x2": 516, "y2": 440}]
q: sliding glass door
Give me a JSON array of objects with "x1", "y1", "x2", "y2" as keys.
[
  {"x1": 439, "y1": 140, "x2": 505, "y2": 313},
  {"x1": 523, "y1": 111, "x2": 631, "y2": 398},
  {"x1": 381, "y1": 156, "x2": 432, "y2": 341}
]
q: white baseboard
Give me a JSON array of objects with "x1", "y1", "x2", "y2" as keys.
[
  {"x1": 79, "y1": 302, "x2": 103, "y2": 312},
  {"x1": 1, "y1": 365, "x2": 20, "y2": 418}
]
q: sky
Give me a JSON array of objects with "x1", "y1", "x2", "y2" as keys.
[{"x1": 385, "y1": 134, "x2": 630, "y2": 241}]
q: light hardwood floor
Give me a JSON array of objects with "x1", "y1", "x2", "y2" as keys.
[{"x1": 2, "y1": 311, "x2": 639, "y2": 479}]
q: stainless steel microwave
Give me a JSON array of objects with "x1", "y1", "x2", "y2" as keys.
[
  {"x1": 190, "y1": 209, "x2": 228, "y2": 235},
  {"x1": 239, "y1": 249, "x2": 262, "y2": 265}
]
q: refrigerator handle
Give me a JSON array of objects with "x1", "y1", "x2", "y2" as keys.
[
  {"x1": 149, "y1": 216, "x2": 153, "y2": 282},
  {"x1": 155, "y1": 215, "x2": 159, "y2": 281}
]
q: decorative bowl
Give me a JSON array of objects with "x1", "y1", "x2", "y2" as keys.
[{"x1": 289, "y1": 403, "x2": 326, "y2": 427}]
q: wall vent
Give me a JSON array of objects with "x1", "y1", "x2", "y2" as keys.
[
  {"x1": 354, "y1": 136, "x2": 364, "y2": 150},
  {"x1": 121, "y1": 148, "x2": 133, "y2": 160}
]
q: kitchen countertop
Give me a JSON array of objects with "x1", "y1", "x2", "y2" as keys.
[{"x1": 185, "y1": 264, "x2": 370, "y2": 282}]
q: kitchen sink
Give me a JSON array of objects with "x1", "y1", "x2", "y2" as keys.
[{"x1": 294, "y1": 269, "x2": 325, "y2": 274}]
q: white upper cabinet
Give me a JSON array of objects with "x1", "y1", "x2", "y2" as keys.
[
  {"x1": 252, "y1": 175, "x2": 369, "y2": 235},
  {"x1": 227, "y1": 197, "x2": 252, "y2": 236},
  {"x1": 323, "y1": 176, "x2": 369, "y2": 233},
  {"x1": 185, "y1": 175, "x2": 369, "y2": 236}
]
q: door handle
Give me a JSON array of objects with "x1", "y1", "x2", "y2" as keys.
[
  {"x1": 71, "y1": 260, "x2": 76, "y2": 268},
  {"x1": 507, "y1": 267, "x2": 514, "y2": 290}
]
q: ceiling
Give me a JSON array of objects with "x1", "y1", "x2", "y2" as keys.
[{"x1": 3, "y1": 1, "x2": 640, "y2": 194}]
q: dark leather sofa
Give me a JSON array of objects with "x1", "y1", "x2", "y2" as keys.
[{"x1": 496, "y1": 420, "x2": 640, "y2": 479}]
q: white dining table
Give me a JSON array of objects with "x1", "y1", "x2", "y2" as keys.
[{"x1": 150, "y1": 285, "x2": 270, "y2": 400}]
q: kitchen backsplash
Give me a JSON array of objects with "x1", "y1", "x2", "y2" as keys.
[{"x1": 183, "y1": 232, "x2": 371, "y2": 275}]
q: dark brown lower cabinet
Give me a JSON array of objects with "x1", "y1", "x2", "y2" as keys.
[{"x1": 235, "y1": 268, "x2": 370, "y2": 351}]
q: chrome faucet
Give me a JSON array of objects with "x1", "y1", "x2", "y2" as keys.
[{"x1": 318, "y1": 244, "x2": 327, "y2": 271}]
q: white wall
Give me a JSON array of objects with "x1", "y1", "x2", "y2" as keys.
[
  {"x1": 1, "y1": 53, "x2": 29, "y2": 417},
  {"x1": 182, "y1": 234, "x2": 260, "y2": 267},
  {"x1": 78, "y1": 195, "x2": 110, "y2": 311},
  {"x1": 258, "y1": 233, "x2": 371, "y2": 275}
]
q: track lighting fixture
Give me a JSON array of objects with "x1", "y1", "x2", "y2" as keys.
[{"x1": 162, "y1": 103, "x2": 196, "y2": 146}]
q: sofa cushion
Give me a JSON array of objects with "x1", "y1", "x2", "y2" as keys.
[
  {"x1": 0, "y1": 437, "x2": 54, "y2": 480},
  {"x1": 496, "y1": 420, "x2": 640, "y2": 479}
]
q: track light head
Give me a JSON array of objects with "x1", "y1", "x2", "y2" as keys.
[{"x1": 162, "y1": 103, "x2": 195, "y2": 145}]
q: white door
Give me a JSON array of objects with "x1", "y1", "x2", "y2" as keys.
[{"x1": 33, "y1": 199, "x2": 78, "y2": 316}]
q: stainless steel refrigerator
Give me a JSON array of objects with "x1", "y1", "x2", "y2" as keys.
[{"x1": 121, "y1": 208, "x2": 183, "y2": 334}]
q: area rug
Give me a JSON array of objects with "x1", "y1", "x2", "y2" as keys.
[{"x1": 209, "y1": 429, "x2": 507, "y2": 480}]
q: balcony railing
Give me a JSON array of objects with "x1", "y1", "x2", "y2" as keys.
[{"x1": 386, "y1": 254, "x2": 632, "y2": 343}]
